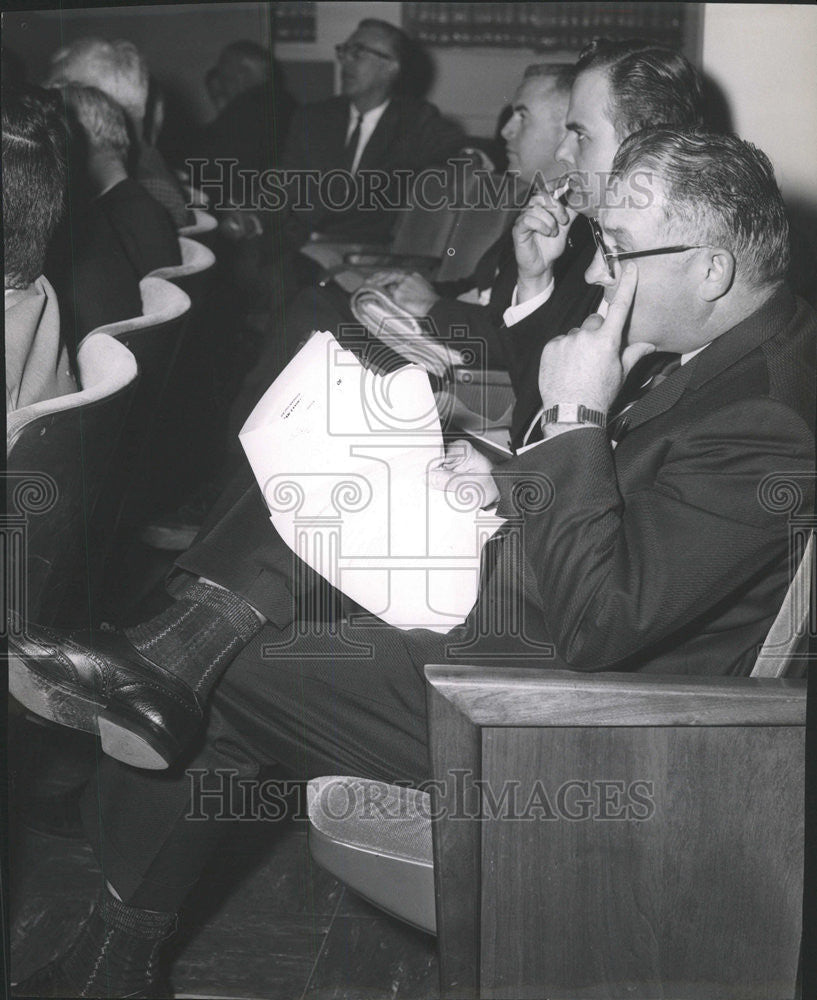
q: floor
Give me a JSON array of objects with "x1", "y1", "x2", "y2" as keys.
[
  {"x1": 8, "y1": 538, "x2": 440, "y2": 1000},
  {"x1": 9, "y1": 731, "x2": 439, "y2": 1000}
]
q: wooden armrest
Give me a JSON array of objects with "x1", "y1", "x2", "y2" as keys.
[{"x1": 425, "y1": 665, "x2": 806, "y2": 727}]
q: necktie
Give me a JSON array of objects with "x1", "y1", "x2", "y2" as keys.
[
  {"x1": 344, "y1": 111, "x2": 362, "y2": 172},
  {"x1": 606, "y1": 352, "x2": 682, "y2": 442}
]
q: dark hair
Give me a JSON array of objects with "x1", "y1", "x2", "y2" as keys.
[
  {"x1": 612, "y1": 128, "x2": 790, "y2": 286},
  {"x1": 2, "y1": 85, "x2": 68, "y2": 289},
  {"x1": 523, "y1": 62, "x2": 576, "y2": 96},
  {"x1": 577, "y1": 38, "x2": 704, "y2": 139},
  {"x1": 220, "y1": 40, "x2": 269, "y2": 71}
]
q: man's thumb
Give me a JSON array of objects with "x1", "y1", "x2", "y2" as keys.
[{"x1": 621, "y1": 342, "x2": 657, "y2": 377}]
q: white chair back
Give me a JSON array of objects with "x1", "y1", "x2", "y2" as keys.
[{"x1": 751, "y1": 532, "x2": 814, "y2": 677}]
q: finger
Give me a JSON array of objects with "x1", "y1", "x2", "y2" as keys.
[
  {"x1": 428, "y1": 469, "x2": 451, "y2": 492},
  {"x1": 519, "y1": 211, "x2": 561, "y2": 238},
  {"x1": 602, "y1": 262, "x2": 638, "y2": 343},
  {"x1": 621, "y1": 341, "x2": 657, "y2": 377},
  {"x1": 580, "y1": 313, "x2": 605, "y2": 333}
]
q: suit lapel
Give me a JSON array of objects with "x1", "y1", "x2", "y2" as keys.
[{"x1": 615, "y1": 286, "x2": 796, "y2": 438}]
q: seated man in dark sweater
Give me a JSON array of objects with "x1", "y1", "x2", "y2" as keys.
[
  {"x1": 45, "y1": 84, "x2": 181, "y2": 348},
  {"x1": 46, "y1": 36, "x2": 193, "y2": 228}
]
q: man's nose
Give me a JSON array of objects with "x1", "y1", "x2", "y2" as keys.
[
  {"x1": 585, "y1": 246, "x2": 615, "y2": 287},
  {"x1": 501, "y1": 115, "x2": 517, "y2": 142},
  {"x1": 555, "y1": 133, "x2": 574, "y2": 166}
]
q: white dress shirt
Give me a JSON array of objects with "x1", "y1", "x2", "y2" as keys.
[{"x1": 346, "y1": 100, "x2": 390, "y2": 173}]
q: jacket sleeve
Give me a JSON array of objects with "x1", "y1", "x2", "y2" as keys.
[
  {"x1": 428, "y1": 297, "x2": 507, "y2": 369},
  {"x1": 493, "y1": 399, "x2": 815, "y2": 670}
]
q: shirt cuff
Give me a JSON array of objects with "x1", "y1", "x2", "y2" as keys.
[{"x1": 503, "y1": 278, "x2": 555, "y2": 327}]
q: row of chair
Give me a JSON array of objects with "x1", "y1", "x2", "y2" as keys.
[{"x1": 6, "y1": 222, "x2": 217, "y2": 632}]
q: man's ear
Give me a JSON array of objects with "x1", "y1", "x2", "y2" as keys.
[{"x1": 699, "y1": 247, "x2": 735, "y2": 301}]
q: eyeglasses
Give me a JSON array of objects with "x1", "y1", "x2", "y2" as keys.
[
  {"x1": 590, "y1": 217, "x2": 707, "y2": 279},
  {"x1": 335, "y1": 42, "x2": 395, "y2": 62}
]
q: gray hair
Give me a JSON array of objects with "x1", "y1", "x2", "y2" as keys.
[
  {"x1": 58, "y1": 83, "x2": 130, "y2": 159},
  {"x1": 612, "y1": 128, "x2": 790, "y2": 287},
  {"x1": 46, "y1": 37, "x2": 149, "y2": 121}
]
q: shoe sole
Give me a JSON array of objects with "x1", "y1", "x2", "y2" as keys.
[{"x1": 8, "y1": 651, "x2": 170, "y2": 770}]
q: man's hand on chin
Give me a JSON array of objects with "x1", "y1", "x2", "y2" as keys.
[{"x1": 538, "y1": 264, "x2": 656, "y2": 438}]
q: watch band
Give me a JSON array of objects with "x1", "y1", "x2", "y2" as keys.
[{"x1": 541, "y1": 403, "x2": 607, "y2": 428}]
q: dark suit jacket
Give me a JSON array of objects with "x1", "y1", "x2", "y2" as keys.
[
  {"x1": 473, "y1": 285, "x2": 816, "y2": 675},
  {"x1": 46, "y1": 178, "x2": 181, "y2": 348},
  {"x1": 428, "y1": 214, "x2": 601, "y2": 442},
  {"x1": 282, "y1": 94, "x2": 464, "y2": 243}
]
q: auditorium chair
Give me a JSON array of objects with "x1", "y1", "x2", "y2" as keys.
[
  {"x1": 149, "y1": 235, "x2": 216, "y2": 304},
  {"x1": 178, "y1": 206, "x2": 219, "y2": 251},
  {"x1": 68, "y1": 278, "x2": 190, "y2": 619},
  {"x1": 5, "y1": 334, "x2": 139, "y2": 630},
  {"x1": 304, "y1": 150, "x2": 520, "y2": 292},
  {"x1": 147, "y1": 237, "x2": 219, "y2": 507},
  {"x1": 307, "y1": 531, "x2": 813, "y2": 998}
]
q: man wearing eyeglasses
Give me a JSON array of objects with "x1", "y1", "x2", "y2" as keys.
[
  {"x1": 492, "y1": 37, "x2": 707, "y2": 452},
  {"x1": 281, "y1": 19, "x2": 464, "y2": 245},
  {"x1": 11, "y1": 127, "x2": 815, "y2": 999}
]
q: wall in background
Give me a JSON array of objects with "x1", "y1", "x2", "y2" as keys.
[
  {"x1": 3, "y1": 2, "x2": 816, "y2": 218},
  {"x1": 701, "y1": 3, "x2": 817, "y2": 218}
]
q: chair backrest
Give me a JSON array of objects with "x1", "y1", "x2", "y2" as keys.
[
  {"x1": 182, "y1": 183, "x2": 210, "y2": 209},
  {"x1": 433, "y1": 166, "x2": 520, "y2": 282},
  {"x1": 148, "y1": 237, "x2": 216, "y2": 304},
  {"x1": 83, "y1": 277, "x2": 190, "y2": 548},
  {"x1": 178, "y1": 207, "x2": 218, "y2": 248},
  {"x1": 751, "y1": 531, "x2": 815, "y2": 678},
  {"x1": 5, "y1": 335, "x2": 138, "y2": 627}
]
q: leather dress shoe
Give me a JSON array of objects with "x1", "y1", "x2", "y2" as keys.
[{"x1": 8, "y1": 624, "x2": 203, "y2": 769}]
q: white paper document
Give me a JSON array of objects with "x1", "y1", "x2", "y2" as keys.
[{"x1": 239, "y1": 331, "x2": 506, "y2": 632}]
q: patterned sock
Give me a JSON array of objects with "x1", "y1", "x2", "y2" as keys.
[
  {"x1": 55, "y1": 891, "x2": 177, "y2": 997},
  {"x1": 125, "y1": 580, "x2": 262, "y2": 698}
]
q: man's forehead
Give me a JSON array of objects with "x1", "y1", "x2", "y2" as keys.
[
  {"x1": 600, "y1": 196, "x2": 666, "y2": 243},
  {"x1": 516, "y1": 75, "x2": 560, "y2": 105},
  {"x1": 568, "y1": 67, "x2": 611, "y2": 125},
  {"x1": 351, "y1": 25, "x2": 394, "y2": 51}
]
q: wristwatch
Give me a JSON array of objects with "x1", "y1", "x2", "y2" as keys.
[{"x1": 541, "y1": 403, "x2": 607, "y2": 428}]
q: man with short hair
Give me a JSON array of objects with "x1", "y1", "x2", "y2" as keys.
[
  {"x1": 282, "y1": 18, "x2": 464, "y2": 244},
  {"x1": 12, "y1": 128, "x2": 815, "y2": 998},
  {"x1": 45, "y1": 83, "x2": 181, "y2": 344},
  {"x1": 4, "y1": 85, "x2": 77, "y2": 412},
  {"x1": 46, "y1": 37, "x2": 193, "y2": 227}
]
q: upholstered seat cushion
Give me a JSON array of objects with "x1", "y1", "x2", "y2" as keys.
[{"x1": 306, "y1": 775, "x2": 435, "y2": 933}]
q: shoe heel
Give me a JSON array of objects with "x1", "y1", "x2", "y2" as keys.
[{"x1": 97, "y1": 712, "x2": 172, "y2": 770}]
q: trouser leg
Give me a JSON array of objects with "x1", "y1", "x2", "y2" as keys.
[{"x1": 81, "y1": 616, "x2": 445, "y2": 912}]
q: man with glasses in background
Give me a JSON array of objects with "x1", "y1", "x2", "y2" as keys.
[
  {"x1": 281, "y1": 18, "x2": 464, "y2": 245},
  {"x1": 12, "y1": 128, "x2": 815, "y2": 998}
]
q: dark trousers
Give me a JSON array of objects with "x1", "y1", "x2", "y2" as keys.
[{"x1": 79, "y1": 470, "x2": 451, "y2": 910}]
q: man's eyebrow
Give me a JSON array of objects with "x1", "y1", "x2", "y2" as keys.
[
  {"x1": 512, "y1": 102, "x2": 529, "y2": 113},
  {"x1": 565, "y1": 120, "x2": 586, "y2": 134},
  {"x1": 602, "y1": 224, "x2": 633, "y2": 247}
]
